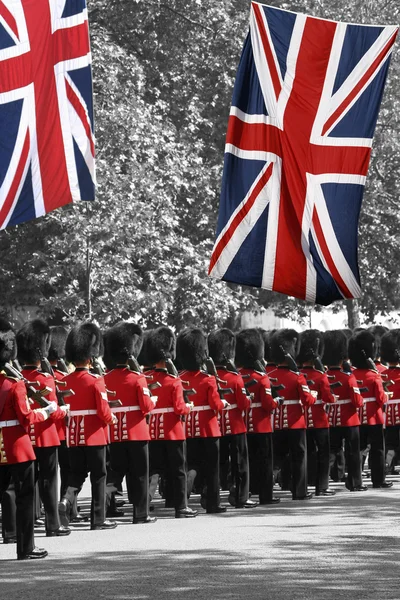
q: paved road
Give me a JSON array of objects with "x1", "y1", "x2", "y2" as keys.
[{"x1": 1, "y1": 478, "x2": 399, "y2": 600}]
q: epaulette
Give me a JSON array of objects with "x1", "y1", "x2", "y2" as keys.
[
  {"x1": 340, "y1": 370, "x2": 351, "y2": 376},
  {"x1": 1, "y1": 372, "x2": 19, "y2": 382}
]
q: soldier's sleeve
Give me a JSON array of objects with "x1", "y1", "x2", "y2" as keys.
[
  {"x1": 12, "y1": 380, "x2": 48, "y2": 427},
  {"x1": 320, "y1": 374, "x2": 336, "y2": 404},
  {"x1": 297, "y1": 373, "x2": 315, "y2": 407},
  {"x1": 94, "y1": 379, "x2": 114, "y2": 425},
  {"x1": 208, "y1": 377, "x2": 225, "y2": 412},
  {"x1": 235, "y1": 375, "x2": 250, "y2": 411},
  {"x1": 348, "y1": 374, "x2": 363, "y2": 408},
  {"x1": 172, "y1": 379, "x2": 191, "y2": 415},
  {"x1": 136, "y1": 375, "x2": 155, "y2": 415},
  {"x1": 259, "y1": 375, "x2": 278, "y2": 412},
  {"x1": 374, "y1": 375, "x2": 387, "y2": 407}
]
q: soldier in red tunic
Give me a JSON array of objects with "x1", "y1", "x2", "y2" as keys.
[
  {"x1": 104, "y1": 322, "x2": 157, "y2": 524},
  {"x1": 147, "y1": 327, "x2": 198, "y2": 518},
  {"x1": 207, "y1": 328, "x2": 257, "y2": 508},
  {"x1": 348, "y1": 330, "x2": 392, "y2": 489},
  {"x1": 17, "y1": 319, "x2": 70, "y2": 537},
  {"x1": 297, "y1": 329, "x2": 336, "y2": 496},
  {"x1": 58, "y1": 322, "x2": 118, "y2": 530},
  {"x1": 323, "y1": 330, "x2": 366, "y2": 492},
  {"x1": 235, "y1": 328, "x2": 279, "y2": 505},
  {"x1": 177, "y1": 328, "x2": 228, "y2": 513},
  {"x1": 0, "y1": 318, "x2": 57, "y2": 559},
  {"x1": 269, "y1": 329, "x2": 315, "y2": 500},
  {"x1": 380, "y1": 330, "x2": 400, "y2": 476}
]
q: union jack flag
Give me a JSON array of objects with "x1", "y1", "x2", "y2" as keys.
[
  {"x1": 0, "y1": 0, "x2": 95, "y2": 229},
  {"x1": 209, "y1": 2, "x2": 398, "y2": 305}
]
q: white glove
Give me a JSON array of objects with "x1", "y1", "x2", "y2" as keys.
[
  {"x1": 45, "y1": 401, "x2": 58, "y2": 415},
  {"x1": 112, "y1": 414, "x2": 118, "y2": 425},
  {"x1": 60, "y1": 404, "x2": 70, "y2": 414},
  {"x1": 222, "y1": 399, "x2": 230, "y2": 409}
]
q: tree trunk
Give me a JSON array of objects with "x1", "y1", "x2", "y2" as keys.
[
  {"x1": 345, "y1": 299, "x2": 360, "y2": 330},
  {"x1": 86, "y1": 238, "x2": 92, "y2": 320}
]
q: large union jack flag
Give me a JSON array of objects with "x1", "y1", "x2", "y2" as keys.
[
  {"x1": 0, "y1": 0, "x2": 95, "y2": 229},
  {"x1": 209, "y1": 2, "x2": 398, "y2": 305}
]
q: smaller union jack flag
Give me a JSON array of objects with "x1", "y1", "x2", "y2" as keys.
[
  {"x1": 209, "y1": 2, "x2": 398, "y2": 305},
  {"x1": 0, "y1": 0, "x2": 95, "y2": 229}
]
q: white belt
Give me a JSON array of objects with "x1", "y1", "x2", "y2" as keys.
[
  {"x1": 283, "y1": 400, "x2": 301, "y2": 406},
  {"x1": 192, "y1": 405, "x2": 214, "y2": 412},
  {"x1": 313, "y1": 399, "x2": 323, "y2": 405},
  {"x1": 335, "y1": 399, "x2": 352, "y2": 405},
  {"x1": 363, "y1": 397, "x2": 377, "y2": 403},
  {"x1": 111, "y1": 406, "x2": 142, "y2": 414},
  {"x1": 250, "y1": 402, "x2": 262, "y2": 408},
  {"x1": 151, "y1": 407, "x2": 175, "y2": 415},
  {"x1": 0, "y1": 419, "x2": 19, "y2": 428},
  {"x1": 227, "y1": 403, "x2": 238, "y2": 410},
  {"x1": 69, "y1": 409, "x2": 97, "y2": 416},
  {"x1": 387, "y1": 399, "x2": 400, "y2": 405}
]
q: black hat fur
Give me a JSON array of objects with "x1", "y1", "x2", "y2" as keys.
[
  {"x1": 0, "y1": 317, "x2": 17, "y2": 365},
  {"x1": 65, "y1": 322, "x2": 102, "y2": 364},
  {"x1": 207, "y1": 328, "x2": 235, "y2": 364},
  {"x1": 368, "y1": 325, "x2": 389, "y2": 359},
  {"x1": 146, "y1": 327, "x2": 176, "y2": 365},
  {"x1": 348, "y1": 330, "x2": 376, "y2": 369},
  {"x1": 380, "y1": 329, "x2": 400, "y2": 364},
  {"x1": 297, "y1": 329, "x2": 324, "y2": 365},
  {"x1": 48, "y1": 326, "x2": 69, "y2": 362},
  {"x1": 235, "y1": 329, "x2": 264, "y2": 368},
  {"x1": 176, "y1": 328, "x2": 207, "y2": 371},
  {"x1": 17, "y1": 319, "x2": 51, "y2": 364},
  {"x1": 270, "y1": 329, "x2": 299, "y2": 364},
  {"x1": 322, "y1": 330, "x2": 349, "y2": 366},
  {"x1": 104, "y1": 322, "x2": 143, "y2": 365}
]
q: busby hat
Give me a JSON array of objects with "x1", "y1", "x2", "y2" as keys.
[
  {"x1": 104, "y1": 322, "x2": 143, "y2": 365},
  {"x1": 322, "y1": 330, "x2": 349, "y2": 366},
  {"x1": 348, "y1": 330, "x2": 376, "y2": 369},
  {"x1": 380, "y1": 329, "x2": 400, "y2": 364},
  {"x1": 368, "y1": 325, "x2": 389, "y2": 358},
  {"x1": 297, "y1": 329, "x2": 324, "y2": 365},
  {"x1": 137, "y1": 330, "x2": 152, "y2": 368},
  {"x1": 65, "y1": 322, "x2": 102, "y2": 364},
  {"x1": 176, "y1": 328, "x2": 207, "y2": 371},
  {"x1": 48, "y1": 326, "x2": 69, "y2": 362},
  {"x1": 258, "y1": 328, "x2": 275, "y2": 362},
  {"x1": 146, "y1": 326, "x2": 176, "y2": 365},
  {"x1": 269, "y1": 329, "x2": 299, "y2": 365},
  {"x1": 235, "y1": 329, "x2": 264, "y2": 369},
  {"x1": 0, "y1": 317, "x2": 17, "y2": 365},
  {"x1": 16, "y1": 319, "x2": 51, "y2": 364},
  {"x1": 207, "y1": 328, "x2": 235, "y2": 364}
]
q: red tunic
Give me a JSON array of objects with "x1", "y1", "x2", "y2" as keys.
[
  {"x1": 180, "y1": 370, "x2": 224, "y2": 439},
  {"x1": 268, "y1": 366, "x2": 315, "y2": 430},
  {"x1": 148, "y1": 369, "x2": 190, "y2": 441},
  {"x1": 104, "y1": 367, "x2": 155, "y2": 442},
  {"x1": 22, "y1": 367, "x2": 64, "y2": 448},
  {"x1": 352, "y1": 368, "x2": 387, "y2": 426},
  {"x1": 0, "y1": 375, "x2": 47, "y2": 464},
  {"x1": 64, "y1": 368, "x2": 113, "y2": 446},
  {"x1": 216, "y1": 368, "x2": 249, "y2": 435},
  {"x1": 301, "y1": 366, "x2": 336, "y2": 429},
  {"x1": 326, "y1": 367, "x2": 363, "y2": 427},
  {"x1": 239, "y1": 368, "x2": 277, "y2": 434},
  {"x1": 381, "y1": 366, "x2": 400, "y2": 427}
]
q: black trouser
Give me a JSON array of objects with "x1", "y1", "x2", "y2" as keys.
[
  {"x1": 330, "y1": 426, "x2": 362, "y2": 489},
  {"x1": 64, "y1": 445, "x2": 107, "y2": 526},
  {"x1": 35, "y1": 446, "x2": 60, "y2": 532},
  {"x1": 58, "y1": 440, "x2": 70, "y2": 499},
  {"x1": 149, "y1": 440, "x2": 187, "y2": 510},
  {"x1": 306, "y1": 428, "x2": 330, "y2": 493},
  {"x1": 0, "y1": 461, "x2": 36, "y2": 557},
  {"x1": 385, "y1": 426, "x2": 400, "y2": 473},
  {"x1": 224, "y1": 433, "x2": 249, "y2": 505},
  {"x1": 247, "y1": 432, "x2": 273, "y2": 503},
  {"x1": 273, "y1": 429, "x2": 307, "y2": 499},
  {"x1": 359, "y1": 424, "x2": 386, "y2": 486},
  {"x1": 109, "y1": 441, "x2": 149, "y2": 520},
  {"x1": 1, "y1": 478, "x2": 16, "y2": 540},
  {"x1": 187, "y1": 437, "x2": 220, "y2": 510}
]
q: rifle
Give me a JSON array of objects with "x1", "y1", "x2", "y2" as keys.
[
  {"x1": 165, "y1": 358, "x2": 196, "y2": 404},
  {"x1": 2, "y1": 362, "x2": 52, "y2": 409},
  {"x1": 279, "y1": 345, "x2": 299, "y2": 373},
  {"x1": 205, "y1": 356, "x2": 233, "y2": 403},
  {"x1": 56, "y1": 358, "x2": 69, "y2": 375},
  {"x1": 90, "y1": 356, "x2": 122, "y2": 409},
  {"x1": 127, "y1": 355, "x2": 161, "y2": 394}
]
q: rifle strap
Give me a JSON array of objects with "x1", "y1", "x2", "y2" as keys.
[{"x1": 0, "y1": 377, "x2": 14, "y2": 420}]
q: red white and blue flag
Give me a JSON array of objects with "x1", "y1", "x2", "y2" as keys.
[
  {"x1": 209, "y1": 2, "x2": 398, "y2": 305},
  {"x1": 0, "y1": 0, "x2": 95, "y2": 229}
]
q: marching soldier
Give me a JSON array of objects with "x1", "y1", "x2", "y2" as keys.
[
  {"x1": 17, "y1": 319, "x2": 70, "y2": 537},
  {"x1": 235, "y1": 328, "x2": 279, "y2": 505},
  {"x1": 58, "y1": 322, "x2": 118, "y2": 530},
  {"x1": 269, "y1": 329, "x2": 315, "y2": 500},
  {"x1": 0, "y1": 317, "x2": 57, "y2": 559},
  {"x1": 146, "y1": 327, "x2": 198, "y2": 518},
  {"x1": 380, "y1": 330, "x2": 400, "y2": 476},
  {"x1": 297, "y1": 330, "x2": 336, "y2": 496},
  {"x1": 104, "y1": 322, "x2": 157, "y2": 524},
  {"x1": 207, "y1": 328, "x2": 256, "y2": 508},
  {"x1": 323, "y1": 330, "x2": 366, "y2": 491},
  {"x1": 348, "y1": 330, "x2": 392, "y2": 489},
  {"x1": 177, "y1": 328, "x2": 228, "y2": 513}
]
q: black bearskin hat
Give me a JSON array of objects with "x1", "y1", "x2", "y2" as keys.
[
  {"x1": 258, "y1": 328, "x2": 275, "y2": 362},
  {"x1": 235, "y1": 329, "x2": 264, "y2": 368},
  {"x1": 208, "y1": 328, "x2": 235, "y2": 364},
  {"x1": 176, "y1": 328, "x2": 207, "y2": 371},
  {"x1": 146, "y1": 326, "x2": 176, "y2": 365},
  {"x1": 368, "y1": 325, "x2": 389, "y2": 358},
  {"x1": 65, "y1": 322, "x2": 102, "y2": 364},
  {"x1": 16, "y1": 319, "x2": 51, "y2": 364},
  {"x1": 0, "y1": 317, "x2": 17, "y2": 365},
  {"x1": 380, "y1": 329, "x2": 400, "y2": 364},
  {"x1": 269, "y1": 329, "x2": 299, "y2": 364},
  {"x1": 322, "y1": 330, "x2": 348, "y2": 366},
  {"x1": 297, "y1": 329, "x2": 324, "y2": 365},
  {"x1": 137, "y1": 330, "x2": 152, "y2": 368},
  {"x1": 104, "y1": 322, "x2": 143, "y2": 365},
  {"x1": 348, "y1": 330, "x2": 376, "y2": 369},
  {"x1": 48, "y1": 326, "x2": 69, "y2": 362}
]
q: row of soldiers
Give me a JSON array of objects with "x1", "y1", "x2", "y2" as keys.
[{"x1": 0, "y1": 317, "x2": 398, "y2": 560}]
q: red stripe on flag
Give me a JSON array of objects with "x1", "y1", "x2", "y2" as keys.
[
  {"x1": 322, "y1": 30, "x2": 398, "y2": 136},
  {"x1": 0, "y1": 130, "x2": 30, "y2": 229},
  {"x1": 252, "y1": 2, "x2": 282, "y2": 100},
  {"x1": 226, "y1": 116, "x2": 282, "y2": 156},
  {"x1": 66, "y1": 79, "x2": 95, "y2": 157},
  {"x1": 309, "y1": 143, "x2": 371, "y2": 176},
  {"x1": 0, "y1": 1, "x2": 19, "y2": 39},
  {"x1": 312, "y1": 208, "x2": 353, "y2": 299},
  {"x1": 209, "y1": 162, "x2": 274, "y2": 274}
]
